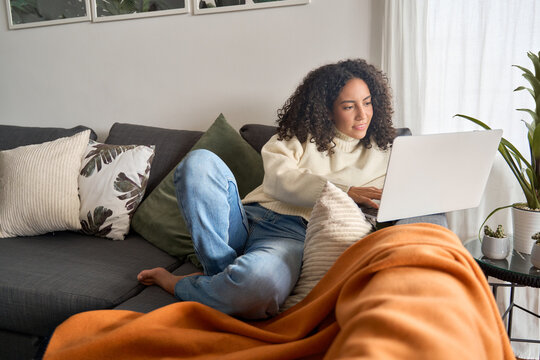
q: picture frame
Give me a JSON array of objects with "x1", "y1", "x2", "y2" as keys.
[
  {"x1": 5, "y1": 0, "x2": 92, "y2": 29},
  {"x1": 91, "y1": 0, "x2": 188, "y2": 22},
  {"x1": 193, "y1": 0, "x2": 309, "y2": 15}
]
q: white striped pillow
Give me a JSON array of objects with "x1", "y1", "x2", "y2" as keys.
[
  {"x1": 281, "y1": 181, "x2": 373, "y2": 311},
  {"x1": 0, "y1": 130, "x2": 90, "y2": 238}
]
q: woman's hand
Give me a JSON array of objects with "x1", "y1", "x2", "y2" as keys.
[{"x1": 347, "y1": 186, "x2": 382, "y2": 208}]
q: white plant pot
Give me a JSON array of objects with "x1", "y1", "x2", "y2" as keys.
[
  {"x1": 512, "y1": 206, "x2": 540, "y2": 254},
  {"x1": 531, "y1": 244, "x2": 540, "y2": 268},
  {"x1": 481, "y1": 235, "x2": 510, "y2": 260}
]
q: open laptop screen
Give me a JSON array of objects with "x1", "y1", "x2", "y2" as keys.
[{"x1": 373, "y1": 130, "x2": 502, "y2": 223}]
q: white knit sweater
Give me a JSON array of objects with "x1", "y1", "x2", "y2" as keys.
[{"x1": 241, "y1": 131, "x2": 390, "y2": 220}]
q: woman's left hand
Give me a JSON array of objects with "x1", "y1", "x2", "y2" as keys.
[{"x1": 347, "y1": 186, "x2": 382, "y2": 209}]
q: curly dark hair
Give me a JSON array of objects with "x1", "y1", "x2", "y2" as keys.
[{"x1": 276, "y1": 59, "x2": 395, "y2": 153}]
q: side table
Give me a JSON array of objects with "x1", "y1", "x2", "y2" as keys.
[{"x1": 464, "y1": 237, "x2": 540, "y2": 344}]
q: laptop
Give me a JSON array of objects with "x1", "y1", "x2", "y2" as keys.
[{"x1": 362, "y1": 129, "x2": 503, "y2": 223}]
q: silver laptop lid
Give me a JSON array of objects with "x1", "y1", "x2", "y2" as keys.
[{"x1": 376, "y1": 129, "x2": 503, "y2": 223}]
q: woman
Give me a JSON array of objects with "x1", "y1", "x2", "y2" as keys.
[{"x1": 137, "y1": 59, "x2": 441, "y2": 319}]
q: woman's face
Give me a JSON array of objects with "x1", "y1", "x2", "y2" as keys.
[{"x1": 332, "y1": 78, "x2": 373, "y2": 139}]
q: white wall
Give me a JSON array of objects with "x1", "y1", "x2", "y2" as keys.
[{"x1": 0, "y1": 0, "x2": 383, "y2": 140}]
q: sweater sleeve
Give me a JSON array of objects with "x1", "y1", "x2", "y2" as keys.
[{"x1": 260, "y1": 135, "x2": 331, "y2": 208}]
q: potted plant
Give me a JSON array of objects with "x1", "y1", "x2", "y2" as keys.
[
  {"x1": 455, "y1": 51, "x2": 540, "y2": 254},
  {"x1": 481, "y1": 225, "x2": 509, "y2": 260}
]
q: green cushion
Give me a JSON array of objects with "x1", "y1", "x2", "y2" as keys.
[{"x1": 131, "y1": 114, "x2": 264, "y2": 268}]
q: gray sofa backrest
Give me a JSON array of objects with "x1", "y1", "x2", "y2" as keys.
[
  {"x1": 104, "y1": 123, "x2": 204, "y2": 199},
  {"x1": 239, "y1": 124, "x2": 412, "y2": 154},
  {"x1": 0, "y1": 124, "x2": 97, "y2": 151}
]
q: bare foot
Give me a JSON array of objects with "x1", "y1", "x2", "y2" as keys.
[{"x1": 137, "y1": 267, "x2": 203, "y2": 295}]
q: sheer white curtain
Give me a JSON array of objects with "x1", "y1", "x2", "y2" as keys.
[
  {"x1": 382, "y1": 1, "x2": 540, "y2": 357},
  {"x1": 382, "y1": 0, "x2": 540, "y2": 241}
]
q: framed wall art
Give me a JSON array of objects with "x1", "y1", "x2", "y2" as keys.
[
  {"x1": 5, "y1": 0, "x2": 92, "y2": 29},
  {"x1": 193, "y1": 0, "x2": 309, "y2": 15},
  {"x1": 91, "y1": 0, "x2": 188, "y2": 22}
]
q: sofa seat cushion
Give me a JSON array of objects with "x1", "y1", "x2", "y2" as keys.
[
  {"x1": 0, "y1": 232, "x2": 181, "y2": 336},
  {"x1": 0, "y1": 328, "x2": 40, "y2": 360},
  {"x1": 114, "y1": 262, "x2": 200, "y2": 313}
]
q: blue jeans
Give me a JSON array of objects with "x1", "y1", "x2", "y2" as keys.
[{"x1": 173, "y1": 149, "x2": 306, "y2": 319}]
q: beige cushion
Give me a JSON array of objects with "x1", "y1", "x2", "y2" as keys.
[
  {"x1": 281, "y1": 181, "x2": 373, "y2": 311},
  {"x1": 0, "y1": 130, "x2": 90, "y2": 238}
]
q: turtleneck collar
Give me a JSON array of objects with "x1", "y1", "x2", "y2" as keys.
[{"x1": 333, "y1": 129, "x2": 362, "y2": 152}]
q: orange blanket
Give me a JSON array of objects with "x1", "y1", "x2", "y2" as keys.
[{"x1": 44, "y1": 224, "x2": 515, "y2": 360}]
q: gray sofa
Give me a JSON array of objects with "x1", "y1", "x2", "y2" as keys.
[
  {"x1": 0, "y1": 122, "x2": 280, "y2": 360},
  {"x1": 0, "y1": 122, "x2": 413, "y2": 360}
]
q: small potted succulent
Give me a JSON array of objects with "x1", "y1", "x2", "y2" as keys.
[
  {"x1": 481, "y1": 225, "x2": 510, "y2": 260},
  {"x1": 530, "y1": 232, "x2": 540, "y2": 268}
]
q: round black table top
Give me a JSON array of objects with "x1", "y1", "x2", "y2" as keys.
[{"x1": 464, "y1": 237, "x2": 540, "y2": 288}]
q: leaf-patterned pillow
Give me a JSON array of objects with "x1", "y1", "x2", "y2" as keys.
[{"x1": 78, "y1": 140, "x2": 155, "y2": 240}]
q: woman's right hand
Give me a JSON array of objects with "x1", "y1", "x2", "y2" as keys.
[{"x1": 347, "y1": 186, "x2": 382, "y2": 209}]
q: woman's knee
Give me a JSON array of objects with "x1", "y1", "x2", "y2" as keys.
[
  {"x1": 231, "y1": 279, "x2": 282, "y2": 318},
  {"x1": 226, "y1": 261, "x2": 294, "y2": 318},
  {"x1": 174, "y1": 149, "x2": 225, "y2": 190}
]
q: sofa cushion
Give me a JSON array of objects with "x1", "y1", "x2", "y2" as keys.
[
  {"x1": 79, "y1": 140, "x2": 155, "y2": 240},
  {"x1": 0, "y1": 130, "x2": 91, "y2": 238},
  {"x1": 0, "y1": 329, "x2": 40, "y2": 360},
  {"x1": 105, "y1": 123, "x2": 203, "y2": 199},
  {"x1": 114, "y1": 262, "x2": 199, "y2": 313},
  {"x1": 131, "y1": 114, "x2": 264, "y2": 268},
  {"x1": 0, "y1": 124, "x2": 97, "y2": 151},
  {"x1": 281, "y1": 181, "x2": 373, "y2": 311},
  {"x1": 239, "y1": 124, "x2": 277, "y2": 153},
  {"x1": 0, "y1": 232, "x2": 181, "y2": 336}
]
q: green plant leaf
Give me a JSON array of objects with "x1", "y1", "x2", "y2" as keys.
[
  {"x1": 527, "y1": 51, "x2": 540, "y2": 78},
  {"x1": 477, "y1": 204, "x2": 514, "y2": 241},
  {"x1": 514, "y1": 85, "x2": 536, "y2": 100},
  {"x1": 523, "y1": 119, "x2": 535, "y2": 133},
  {"x1": 536, "y1": 94, "x2": 540, "y2": 121},
  {"x1": 498, "y1": 143, "x2": 537, "y2": 207},
  {"x1": 514, "y1": 64, "x2": 534, "y2": 78},
  {"x1": 517, "y1": 108, "x2": 539, "y2": 123},
  {"x1": 523, "y1": 120, "x2": 535, "y2": 147},
  {"x1": 525, "y1": 166, "x2": 536, "y2": 190},
  {"x1": 453, "y1": 114, "x2": 492, "y2": 130},
  {"x1": 523, "y1": 73, "x2": 540, "y2": 98},
  {"x1": 532, "y1": 122, "x2": 540, "y2": 159},
  {"x1": 500, "y1": 138, "x2": 531, "y2": 166}
]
